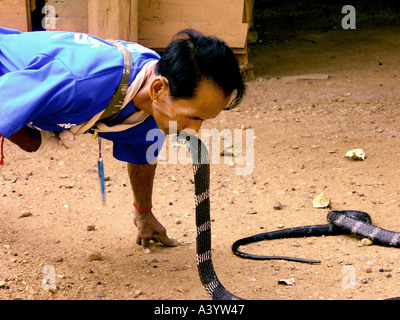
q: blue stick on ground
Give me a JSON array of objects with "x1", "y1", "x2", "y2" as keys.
[
  {"x1": 98, "y1": 137, "x2": 106, "y2": 203},
  {"x1": 98, "y1": 158, "x2": 106, "y2": 202}
]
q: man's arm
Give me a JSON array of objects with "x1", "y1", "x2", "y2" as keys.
[{"x1": 127, "y1": 162, "x2": 179, "y2": 253}]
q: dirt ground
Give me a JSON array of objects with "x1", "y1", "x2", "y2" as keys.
[{"x1": 1, "y1": 26, "x2": 400, "y2": 301}]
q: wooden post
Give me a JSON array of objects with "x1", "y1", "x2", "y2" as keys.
[
  {"x1": 88, "y1": 0, "x2": 131, "y2": 40},
  {"x1": 0, "y1": 0, "x2": 30, "y2": 31},
  {"x1": 129, "y1": 0, "x2": 139, "y2": 43},
  {"x1": 244, "y1": 0, "x2": 255, "y2": 28},
  {"x1": 26, "y1": 0, "x2": 33, "y2": 31}
]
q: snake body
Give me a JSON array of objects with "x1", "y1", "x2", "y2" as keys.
[
  {"x1": 232, "y1": 210, "x2": 400, "y2": 263},
  {"x1": 179, "y1": 134, "x2": 400, "y2": 300},
  {"x1": 178, "y1": 133, "x2": 242, "y2": 300}
]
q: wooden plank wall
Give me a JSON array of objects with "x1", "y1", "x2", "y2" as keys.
[
  {"x1": 137, "y1": 0, "x2": 254, "y2": 79},
  {"x1": 138, "y1": 0, "x2": 249, "y2": 51},
  {"x1": 0, "y1": 0, "x2": 254, "y2": 78},
  {"x1": 138, "y1": 21, "x2": 248, "y2": 49},
  {"x1": 88, "y1": 0, "x2": 129, "y2": 41},
  {"x1": 139, "y1": 0, "x2": 245, "y2": 23},
  {"x1": 0, "y1": 0, "x2": 30, "y2": 31},
  {"x1": 47, "y1": 0, "x2": 88, "y2": 33},
  {"x1": 0, "y1": 0, "x2": 252, "y2": 51},
  {"x1": 87, "y1": 0, "x2": 139, "y2": 42}
]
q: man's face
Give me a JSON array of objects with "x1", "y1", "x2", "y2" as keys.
[{"x1": 150, "y1": 79, "x2": 230, "y2": 134}]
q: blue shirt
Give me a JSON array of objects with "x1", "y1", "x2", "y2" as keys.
[{"x1": 0, "y1": 27, "x2": 165, "y2": 164}]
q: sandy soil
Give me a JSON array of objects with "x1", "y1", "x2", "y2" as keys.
[{"x1": 1, "y1": 27, "x2": 400, "y2": 301}]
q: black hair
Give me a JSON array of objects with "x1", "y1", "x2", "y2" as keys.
[{"x1": 155, "y1": 29, "x2": 245, "y2": 110}]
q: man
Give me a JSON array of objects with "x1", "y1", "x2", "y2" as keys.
[{"x1": 0, "y1": 27, "x2": 245, "y2": 253}]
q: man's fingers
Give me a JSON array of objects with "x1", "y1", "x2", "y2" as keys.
[
  {"x1": 136, "y1": 234, "x2": 152, "y2": 253},
  {"x1": 137, "y1": 234, "x2": 179, "y2": 253},
  {"x1": 157, "y1": 234, "x2": 179, "y2": 247},
  {"x1": 135, "y1": 234, "x2": 142, "y2": 245},
  {"x1": 141, "y1": 238, "x2": 152, "y2": 254},
  {"x1": 134, "y1": 213, "x2": 180, "y2": 253}
]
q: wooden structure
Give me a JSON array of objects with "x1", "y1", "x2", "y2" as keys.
[
  {"x1": 0, "y1": 0, "x2": 31, "y2": 32},
  {"x1": 0, "y1": 0, "x2": 254, "y2": 79}
]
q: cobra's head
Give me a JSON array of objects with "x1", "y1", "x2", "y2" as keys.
[{"x1": 327, "y1": 210, "x2": 372, "y2": 225}]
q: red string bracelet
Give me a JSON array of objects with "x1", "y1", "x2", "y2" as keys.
[
  {"x1": 0, "y1": 134, "x2": 4, "y2": 166},
  {"x1": 133, "y1": 202, "x2": 153, "y2": 212}
]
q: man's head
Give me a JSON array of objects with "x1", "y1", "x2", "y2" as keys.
[{"x1": 149, "y1": 29, "x2": 245, "y2": 134}]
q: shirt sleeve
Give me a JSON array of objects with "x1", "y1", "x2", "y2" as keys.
[{"x1": 0, "y1": 54, "x2": 75, "y2": 137}]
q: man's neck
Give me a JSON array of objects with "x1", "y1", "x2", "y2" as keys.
[{"x1": 132, "y1": 63, "x2": 157, "y2": 116}]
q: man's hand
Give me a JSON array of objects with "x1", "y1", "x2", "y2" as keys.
[
  {"x1": 133, "y1": 209, "x2": 179, "y2": 253},
  {"x1": 128, "y1": 162, "x2": 179, "y2": 253}
]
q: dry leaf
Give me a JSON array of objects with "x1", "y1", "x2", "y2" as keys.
[
  {"x1": 220, "y1": 147, "x2": 239, "y2": 157},
  {"x1": 278, "y1": 278, "x2": 295, "y2": 286},
  {"x1": 313, "y1": 193, "x2": 331, "y2": 208},
  {"x1": 345, "y1": 148, "x2": 366, "y2": 160}
]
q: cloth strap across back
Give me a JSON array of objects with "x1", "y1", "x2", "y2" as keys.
[
  {"x1": 71, "y1": 40, "x2": 157, "y2": 135},
  {"x1": 95, "y1": 39, "x2": 133, "y2": 123}
]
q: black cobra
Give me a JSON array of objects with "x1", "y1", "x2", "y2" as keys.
[
  {"x1": 177, "y1": 133, "x2": 242, "y2": 300},
  {"x1": 178, "y1": 134, "x2": 400, "y2": 300},
  {"x1": 232, "y1": 210, "x2": 400, "y2": 264}
]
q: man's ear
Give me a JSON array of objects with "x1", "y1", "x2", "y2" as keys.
[{"x1": 149, "y1": 76, "x2": 170, "y2": 101}]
